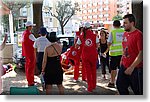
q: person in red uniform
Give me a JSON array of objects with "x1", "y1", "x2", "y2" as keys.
[
  {"x1": 22, "y1": 21, "x2": 36, "y2": 86},
  {"x1": 116, "y1": 14, "x2": 143, "y2": 95},
  {"x1": 61, "y1": 49, "x2": 74, "y2": 72},
  {"x1": 74, "y1": 27, "x2": 86, "y2": 81},
  {"x1": 76, "y1": 22, "x2": 99, "y2": 92},
  {"x1": 67, "y1": 45, "x2": 81, "y2": 81}
]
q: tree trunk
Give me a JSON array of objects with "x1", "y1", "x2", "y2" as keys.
[
  {"x1": 61, "y1": 24, "x2": 64, "y2": 35},
  {"x1": 32, "y1": 2, "x2": 43, "y2": 37},
  {"x1": 132, "y1": 0, "x2": 143, "y2": 32}
]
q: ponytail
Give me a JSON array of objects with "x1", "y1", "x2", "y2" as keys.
[{"x1": 83, "y1": 27, "x2": 87, "y2": 39}]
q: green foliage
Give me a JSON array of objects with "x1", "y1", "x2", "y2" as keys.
[
  {"x1": 1, "y1": 15, "x2": 9, "y2": 31},
  {"x1": 2, "y1": 0, "x2": 27, "y2": 32},
  {"x1": 43, "y1": 0, "x2": 80, "y2": 34},
  {"x1": 112, "y1": 15, "x2": 123, "y2": 21}
]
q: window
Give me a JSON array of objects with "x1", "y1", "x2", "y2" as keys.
[
  {"x1": 83, "y1": 10, "x2": 87, "y2": 13},
  {"x1": 83, "y1": 16, "x2": 87, "y2": 19},
  {"x1": 88, "y1": 3, "x2": 92, "y2": 7},
  {"x1": 104, "y1": 14, "x2": 109, "y2": 17},
  {"x1": 99, "y1": 14, "x2": 103, "y2": 18},
  {"x1": 88, "y1": 9, "x2": 92, "y2": 13},
  {"x1": 88, "y1": 16, "x2": 92, "y2": 19},
  {"x1": 99, "y1": 7, "x2": 103, "y2": 11},
  {"x1": 50, "y1": 18, "x2": 52, "y2": 22},
  {"x1": 93, "y1": 2, "x2": 97, "y2": 6},
  {"x1": 93, "y1": 15, "x2": 97, "y2": 19},
  {"x1": 83, "y1": 4, "x2": 87, "y2": 8},
  {"x1": 93, "y1": 9, "x2": 97, "y2": 12}
]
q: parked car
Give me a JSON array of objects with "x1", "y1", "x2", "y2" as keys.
[{"x1": 12, "y1": 48, "x2": 25, "y2": 69}]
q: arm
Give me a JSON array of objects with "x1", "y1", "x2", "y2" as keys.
[
  {"x1": 0, "y1": 34, "x2": 8, "y2": 50},
  {"x1": 41, "y1": 47, "x2": 48, "y2": 73},
  {"x1": 34, "y1": 48, "x2": 37, "y2": 61},
  {"x1": 125, "y1": 50, "x2": 143, "y2": 75},
  {"x1": 75, "y1": 38, "x2": 81, "y2": 49}
]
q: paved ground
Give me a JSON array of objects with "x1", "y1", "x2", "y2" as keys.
[{"x1": 1, "y1": 68, "x2": 118, "y2": 95}]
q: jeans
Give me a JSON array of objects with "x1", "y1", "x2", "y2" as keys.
[{"x1": 116, "y1": 65, "x2": 143, "y2": 95}]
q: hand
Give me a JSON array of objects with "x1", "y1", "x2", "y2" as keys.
[
  {"x1": 4, "y1": 34, "x2": 8, "y2": 42},
  {"x1": 101, "y1": 53, "x2": 106, "y2": 58},
  {"x1": 124, "y1": 66, "x2": 134, "y2": 75},
  {"x1": 41, "y1": 71, "x2": 45, "y2": 75}
]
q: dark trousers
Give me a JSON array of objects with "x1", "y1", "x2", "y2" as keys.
[
  {"x1": 100, "y1": 56, "x2": 110, "y2": 74},
  {"x1": 36, "y1": 52, "x2": 44, "y2": 73},
  {"x1": 116, "y1": 65, "x2": 143, "y2": 95}
]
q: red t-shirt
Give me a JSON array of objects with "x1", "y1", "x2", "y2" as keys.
[{"x1": 122, "y1": 29, "x2": 143, "y2": 68}]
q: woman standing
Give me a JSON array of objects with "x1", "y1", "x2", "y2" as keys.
[
  {"x1": 41, "y1": 32, "x2": 64, "y2": 95},
  {"x1": 99, "y1": 30, "x2": 110, "y2": 79},
  {"x1": 76, "y1": 22, "x2": 99, "y2": 92}
]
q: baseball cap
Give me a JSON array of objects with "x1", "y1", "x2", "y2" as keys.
[
  {"x1": 84, "y1": 22, "x2": 91, "y2": 28},
  {"x1": 25, "y1": 21, "x2": 36, "y2": 27},
  {"x1": 38, "y1": 27, "x2": 49, "y2": 35}
]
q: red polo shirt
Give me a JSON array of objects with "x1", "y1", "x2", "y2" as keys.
[{"x1": 122, "y1": 29, "x2": 143, "y2": 68}]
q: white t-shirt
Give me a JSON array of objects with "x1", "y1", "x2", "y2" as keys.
[{"x1": 33, "y1": 36, "x2": 51, "y2": 52}]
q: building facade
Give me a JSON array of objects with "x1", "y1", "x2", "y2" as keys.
[{"x1": 77, "y1": 0, "x2": 132, "y2": 30}]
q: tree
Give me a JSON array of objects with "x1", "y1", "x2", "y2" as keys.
[
  {"x1": 2, "y1": 0, "x2": 27, "y2": 31},
  {"x1": 112, "y1": 15, "x2": 123, "y2": 21},
  {"x1": 132, "y1": 0, "x2": 143, "y2": 32},
  {"x1": 44, "y1": 0, "x2": 80, "y2": 35},
  {"x1": 32, "y1": 0, "x2": 43, "y2": 37},
  {"x1": 1, "y1": 15, "x2": 9, "y2": 32}
]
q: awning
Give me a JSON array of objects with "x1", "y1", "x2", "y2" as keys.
[{"x1": 0, "y1": 0, "x2": 10, "y2": 16}]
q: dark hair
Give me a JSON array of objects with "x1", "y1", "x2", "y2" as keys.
[
  {"x1": 47, "y1": 32, "x2": 58, "y2": 43},
  {"x1": 38, "y1": 27, "x2": 48, "y2": 36},
  {"x1": 83, "y1": 27, "x2": 92, "y2": 39},
  {"x1": 113, "y1": 20, "x2": 121, "y2": 27},
  {"x1": 100, "y1": 30, "x2": 107, "y2": 39},
  {"x1": 123, "y1": 14, "x2": 136, "y2": 23},
  {"x1": 79, "y1": 27, "x2": 83, "y2": 33}
]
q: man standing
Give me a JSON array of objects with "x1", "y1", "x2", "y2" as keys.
[
  {"x1": 116, "y1": 14, "x2": 143, "y2": 95},
  {"x1": 33, "y1": 27, "x2": 50, "y2": 74},
  {"x1": 107, "y1": 20, "x2": 124, "y2": 88},
  {"x1": 22, "y1": 21, "x2": 36, "y2": 86}
]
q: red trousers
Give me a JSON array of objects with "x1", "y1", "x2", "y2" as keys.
[
  {"x1": 82, "y1": 58, "x2": 97, "y2": 92},
  {"x1": 74, "y1": 60, "x2": 86, "y2": 81},
  {"x1": 25, "y1": 56, "x2": 35, "y2": 86}
]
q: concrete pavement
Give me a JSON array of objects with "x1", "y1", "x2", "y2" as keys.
[{"x1": 1, "y1": 68, "x2": 118, "y2": 95}]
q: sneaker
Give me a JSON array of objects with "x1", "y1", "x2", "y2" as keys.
[{"x1": 107, "y1": 82, "x2": 115, "y2": 88}]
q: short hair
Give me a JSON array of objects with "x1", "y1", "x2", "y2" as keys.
[
  {"x1": 123, "y1": 14, "x2": 136, "y2": 23},
  {"x1": 113, "y1": 20, "x2": 121, "y2": 27},
  {"x1": 47, "y1": 32, "x2": 58, "y2": 43}
]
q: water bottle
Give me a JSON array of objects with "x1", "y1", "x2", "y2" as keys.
[{"x1": 40, "y1": 74, "x2": 45, "y2": 90}]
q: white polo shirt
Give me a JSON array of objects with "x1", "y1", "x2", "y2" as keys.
[{"x1": 33, "y1": 36, "x2": 50, "y2": 52}]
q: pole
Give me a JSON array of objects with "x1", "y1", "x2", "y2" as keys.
[{"x1": 9, "y1": 10, "x2": 14, "y2": 43}]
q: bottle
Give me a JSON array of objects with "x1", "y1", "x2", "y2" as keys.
[
  {"x1": 102, "y1": 53, "x2": 106, "y2": 58},
  {"x1": 40, "y1": 74, "x2": 45, "y2": 90}
]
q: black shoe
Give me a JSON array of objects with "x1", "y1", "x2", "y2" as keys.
[{"x1": 107, "y1": 83, "x2": 115, "y2": 88}]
